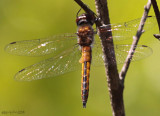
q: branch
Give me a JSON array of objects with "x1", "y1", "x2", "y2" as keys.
[
  {"x1": 119, "y1": 0, "x2": 152, "y2": 83},
  {"x1": 95, "y1": 0, "x2": 124, "y2": 116},
  {"x1": 74, "y1": 0, "x2": 95, "y2": 17},
  {"x1": 151, "y1": 0, "x2": 160, "y2": 40},
  {"x1": 151, "y1": 0, "x2": 160, "y2": 32}
]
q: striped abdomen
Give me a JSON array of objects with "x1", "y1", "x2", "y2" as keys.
[{"x1": 79, "y1": 46, "x2": 92, "y2": 108}]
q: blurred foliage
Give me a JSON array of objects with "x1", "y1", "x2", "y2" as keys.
[{"x1": 0, "y1": 0, "x2": 160, "y2": 116}]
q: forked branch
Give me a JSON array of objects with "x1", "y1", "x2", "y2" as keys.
[
  {"x1": 74, "y1": 0, "x2": 153, "y2": 116},
  {"x1": 95, "y1": 0, "x2": 124, "y2": 116}
]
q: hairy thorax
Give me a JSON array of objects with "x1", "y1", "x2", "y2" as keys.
[{"x1": 77, "y1": 24, "x2": 94, "y2": 46}]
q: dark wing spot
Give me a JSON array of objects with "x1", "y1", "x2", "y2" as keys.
[
  {"x1": 10, "y1": 42, "x2": 16, "y2": 44},
  {"x1": 142, "y1": 45, "x2": 148, "y2": 47},
  {"x1": 124, "y1": 22, "x2": 127, "y2": 27},
  {"x1": 19, "y1": 68, "x2": 25, "y2": 72}
]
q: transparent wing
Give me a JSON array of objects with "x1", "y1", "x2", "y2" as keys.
[
  {"x1": 91, "y1": 42, "x2": 152, "y2": 66},
  {"x1": 5, "y1": 33, "x2": 77, "y2": 56},
  {"x1": 115, "y1": 44, "x2": 152, "y2": 64},
  {"x1": 100, "y1": 16, "x2": 156, "y2": 41},
  {"x1": 14, "y1": 46, "x2": 81, "y2": 81}
]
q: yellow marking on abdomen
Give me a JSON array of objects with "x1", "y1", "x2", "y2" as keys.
[{"x1": 80, "y1": 46, "x2": 92, "y2": 108}]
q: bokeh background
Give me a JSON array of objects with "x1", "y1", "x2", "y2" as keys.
[{"x1": 0, "y1": 0, "x2": 160, "y2": 116}]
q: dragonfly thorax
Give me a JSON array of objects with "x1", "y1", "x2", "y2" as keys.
[{"x1": 77, "y1": 24, "x2": 94, "y2": 46}]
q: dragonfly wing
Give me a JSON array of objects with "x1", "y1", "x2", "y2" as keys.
[
  {"x1": 100, "y1": 16, "x2": 156, "y2": 42},
  {"x1": 91, "y1": 41, "x2": 152, "y2": 66},
  {"x1": 5, "y1": 33, "x2": 77, "y2": 56},
  {"x1": 91, "y1": 41, "x2": 104, "y2": 66},
  {"x1": 14, "y1": 46, "x2": 81, "y2": 81},
  {"x1": 115, "y1": 45, "x2": 153, "y2": 64}
]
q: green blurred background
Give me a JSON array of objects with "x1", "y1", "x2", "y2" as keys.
[{"x1": 0, "y1": 0, "x2": 160, "y2": 116}]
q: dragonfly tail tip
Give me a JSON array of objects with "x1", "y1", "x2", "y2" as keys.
[{"x1": 83, "y1": 102, "x2": 86, "y2": 108}]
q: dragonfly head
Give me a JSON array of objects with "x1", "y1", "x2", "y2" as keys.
[{"x1": 76, "y1": 13, "x2": 94, "y2": 26}]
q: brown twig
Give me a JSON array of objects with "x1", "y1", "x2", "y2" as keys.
[
  {"x1": 119, "y1": 0, "x2": 152, "y2": 83},
  {"x1": 151, "y1": 0, "x2": 160, "y2": 32},
  {"x1": 151, "y1": 0, "x2": 160, "y2": 40},
  {"x1": 74, "y1": 0, "x2": 94, "y2": 16},
  {"x1": 154, "y1": 34, "x2": 160, "y2": 40}
]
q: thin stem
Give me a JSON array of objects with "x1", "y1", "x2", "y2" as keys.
[
  {"x1": 74, "y1": 0, "x2": 93, "y2": 15},
  {"x1": 151, "y1": 0, "x2": 160, "y2": 32},
  {"x1": 119, "y1": 0, "x2": 152, "y2": 83}
]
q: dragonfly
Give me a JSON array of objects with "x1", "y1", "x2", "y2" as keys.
[{"x1": 5, "y1": 14, "x2": 156, "y2": 108}]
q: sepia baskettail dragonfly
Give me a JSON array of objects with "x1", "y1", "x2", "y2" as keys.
[{"x1": 5, "y1": 14, "x2": 156, "y2": 108}]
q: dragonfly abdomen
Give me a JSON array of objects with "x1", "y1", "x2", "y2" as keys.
[{"x1": 80, "y1": 46, "x2": 92, "y2": 108}]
